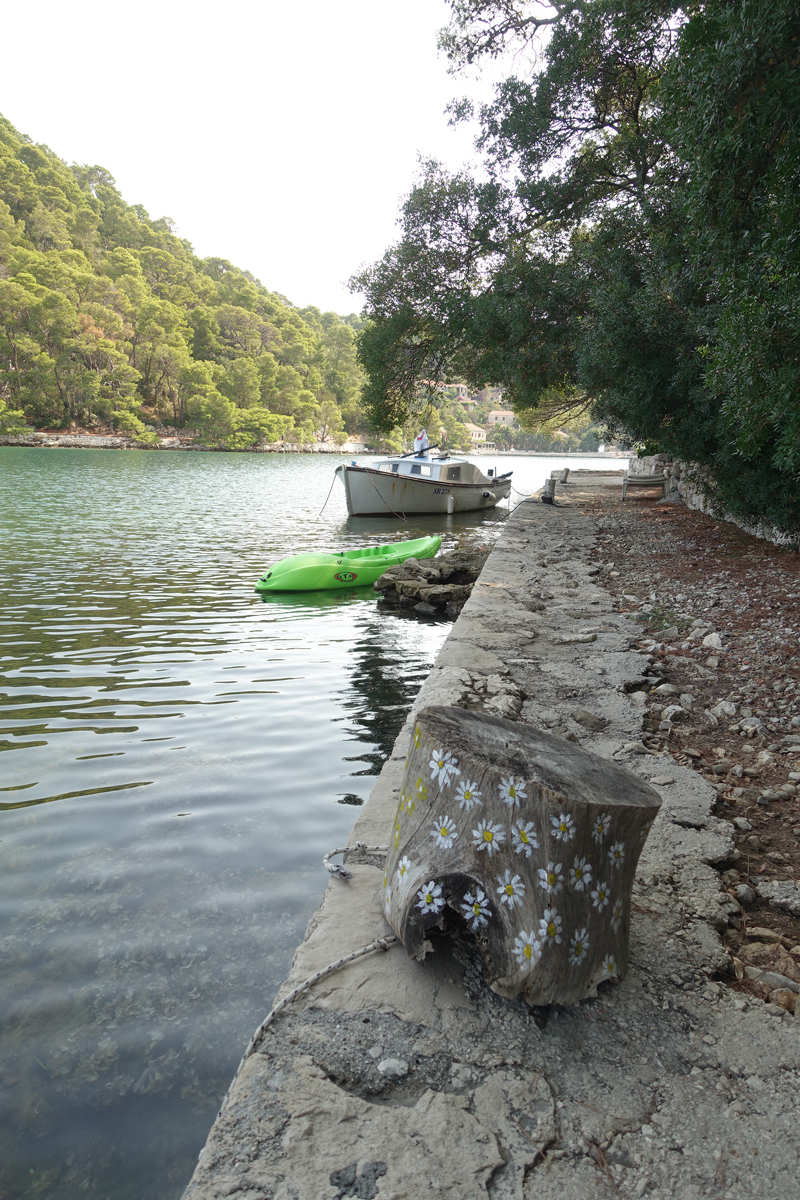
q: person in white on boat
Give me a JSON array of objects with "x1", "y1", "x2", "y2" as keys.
[{"x1": 413, "y1": 429, "x2": 430, "y2": 456}]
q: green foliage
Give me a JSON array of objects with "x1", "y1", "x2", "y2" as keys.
[
  {"x1": 0, "y1": 395, "x2": 26, "y2": 434},
  {"x1": 0, "y1": 114, "x2": 362, "y2": 450},
  {"x1": 354, "y1": 0, "x2": 800, "y2": 531}
]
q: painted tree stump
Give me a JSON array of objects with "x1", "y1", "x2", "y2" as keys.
[{"x1": 383, "y1": 706, "x2": 661, "y2": 1005}]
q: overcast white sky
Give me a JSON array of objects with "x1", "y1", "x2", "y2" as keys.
[{"x1": 1, "y1": 0, "x2": 502, "y2": 314}]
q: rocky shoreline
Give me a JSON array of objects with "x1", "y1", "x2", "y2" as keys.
[
  {"x1": 374, "y1": 539, "x2": 491, "y2": 618},
  {"x1": 0, "y1": 431, "x2": 368, "y2": 453}
]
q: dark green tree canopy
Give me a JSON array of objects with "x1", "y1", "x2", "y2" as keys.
[{"x1": 354, "y1": 0, "x2": 800, "y2": 531}]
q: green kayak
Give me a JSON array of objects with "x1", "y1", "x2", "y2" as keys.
[{"x1": 255, "y1": 534, "x2": 442, "y2": 593}]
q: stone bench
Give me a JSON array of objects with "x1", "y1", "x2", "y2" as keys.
[{"x1": 622, "y1": 471, "x2": 667, "y2": 500}]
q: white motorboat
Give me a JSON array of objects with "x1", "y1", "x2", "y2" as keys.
[{"x1": 334, "y1": 448, "x2": 512, "y2": 517}]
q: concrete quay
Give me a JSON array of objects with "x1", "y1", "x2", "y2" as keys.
[{"x1": 183, "y1": 489, "x2": 799, "y2": 1200}]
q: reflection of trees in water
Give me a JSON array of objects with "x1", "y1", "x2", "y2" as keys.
[{"x1": 337, "y1": 612, "x2": 447, "y2": 776}]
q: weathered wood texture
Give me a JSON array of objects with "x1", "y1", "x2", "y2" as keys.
[{"x1": 383, "y1": 706, "x2": 662, "y2": 1005}]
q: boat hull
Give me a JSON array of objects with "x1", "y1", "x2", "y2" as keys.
[
  {"x1": 255, "y1": 535, "x2": 442, "y2": 592},
  {"x1": 335, "y1": 465, "x2": 511, "y2": 517}
]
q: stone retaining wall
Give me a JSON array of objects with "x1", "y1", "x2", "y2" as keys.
[{"x1": 630, "y1": 453, "x2": 799, "y2": 548}]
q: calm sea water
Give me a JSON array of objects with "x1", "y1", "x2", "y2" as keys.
[{"x1": 0, "y1": 447, "x2": 622, "y2": 1200}]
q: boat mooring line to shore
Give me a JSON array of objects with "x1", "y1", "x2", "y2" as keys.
[{"x1": 317, "y1": 472, "x2": 338, "y2": 516}]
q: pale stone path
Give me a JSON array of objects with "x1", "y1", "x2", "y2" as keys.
[{"x1": 183, "y1": 494, "x2": 799, "y2": 1200}]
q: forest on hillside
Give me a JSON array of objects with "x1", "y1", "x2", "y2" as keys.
[
  {"x1": 0, "y1": 114, "x2": 367, "y2": 449},
  {"x1": 354, "y1": 0, "x2": 800, "y2": 531}
]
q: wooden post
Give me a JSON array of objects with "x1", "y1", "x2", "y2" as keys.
[{"x1": 383, "y1": 706, "x2": 661, "y2": 1005}]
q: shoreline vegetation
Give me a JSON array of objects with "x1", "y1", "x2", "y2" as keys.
[
  {"x1": 0, "y1": 431, "x2": 629, "y2": 457},
  {"x1": 0, "y1": 112, "x2": 370, "y2": 454},
  {"x1": 0, "y1": 110, "x2": 610, "y2": 462}
]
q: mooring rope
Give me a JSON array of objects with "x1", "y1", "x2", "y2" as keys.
[
  {"x1": 217, "y1": 843, "x2": 393, "y2": 1116},
  {"x1": 318, "y1": 472, "x2": 338, "y2": 516},
  {"x1": 365, "y1": 468, "x2": 408, "y2": 521}
]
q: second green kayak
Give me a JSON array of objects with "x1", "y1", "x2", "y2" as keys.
[{"x1": 255, "y1": 534, "x2": 442, "y2": 593}]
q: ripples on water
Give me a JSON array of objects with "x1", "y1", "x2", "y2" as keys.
[{"x1": 0, "y1": 447, "x2": 620, "y2": 1198}]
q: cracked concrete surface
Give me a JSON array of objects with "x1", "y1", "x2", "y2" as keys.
[{"x1": 183, "y1": 493, "x2": 799, "y2": 1200}]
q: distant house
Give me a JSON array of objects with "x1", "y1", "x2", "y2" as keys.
[
  {"x1": 486, "y1": 410, "x2": 516, "y2": 427},
  {"x1": 465, "y1": 422, "x2": 487, "y2": 443}
]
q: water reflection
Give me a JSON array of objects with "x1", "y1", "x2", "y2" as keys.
[{"x1": 0, "y1": 448, "x2": 452, "y2": 1200}]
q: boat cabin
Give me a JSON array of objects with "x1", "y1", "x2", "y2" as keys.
[{"x1": 372, "y1": 454, "x2": 499, "y2": 485}]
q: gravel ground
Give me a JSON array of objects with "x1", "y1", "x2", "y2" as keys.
[{"x1": 583, "y1": 490, "x2": 800, "y2": 1011}]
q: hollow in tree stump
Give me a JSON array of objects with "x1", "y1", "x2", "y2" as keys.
[{"x1": 383, "y1": 706, "x2": 661, "y2": 1005}]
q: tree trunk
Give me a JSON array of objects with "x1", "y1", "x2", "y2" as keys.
[{"x1": 383, "y1": 706, "x2": 662, "y2": 1005}]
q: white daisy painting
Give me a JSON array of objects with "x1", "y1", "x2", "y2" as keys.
[
  {"x1": 568, "y1": 927, "x2": 590, "y2": 966},
  {"x1": 472, "y1": 819, "x2": 506, "y2": 856},
  {"x1": 431, "y1": 815, "x2": 458, "y2": 850},
  {"x1": 511, "y1": 820, "x2": 538, "y2": 856},
  {"x1": 593, "y1": 812, "x2": 611, "y2": 843},
  {"x1": 499, "y1": 776, "x2": 527, "y2": 808},
  {"x1": 600, "y1": 954, "x2": 618, "y2": 981},
  {"x1": 496, "y1": 869, "x2": 526, "y2": 910},
  {"x1": 416, "y1": 880, "x2": 445, "y2": 915},
  {"x1": 429, "y1": 748, "x2": 461, "y2": 788},
  {"x1": 551, "y1": 812, "x2": 575, "y2": 843},
  {"x1": 461, "y1": 888, "x2": 492, "y2": 932},
  {"x1": 513, "y1": 931, "x2": 542, "y2": 969},
  {"x1": 537, "y1": 861, "x2": 564, "y2": 895},
  {"x1": 396, "y1": 855, "x2": 412, "y2": 884},
  {"x1": 539, "y1": 907, "x2": 563, "y2": 945},
  {"x1": 569, "y1": 856, "x2": 592, "y2": 891},
  {"x1": 455, "y1": 778, "x2": 482, "y2": 812},
  {"x1": 610, "y1": 898, "x2": 624, "y2": 932},
  {"x1": 608, "y1": 841, "x2": 625, "y2": 869},
  {"x1": 591, "y1": 880, "x2": 610, "y2": 911}
]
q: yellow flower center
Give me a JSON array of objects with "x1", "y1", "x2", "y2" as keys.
[
  {"x1": 425, "y1": 892, "x2": 432, "y2": 903},
  {"x1": 547, "y1": 872, "x2": 556, "y2": 886},
  {"x1": 509, "y1": 786, "x2": 516, "y2": 798},
  {"x1": 438, "y1": 759, "x2": 444, "y2": 768},
  {"x1": 440, "y1": 826, "x2": 448, "y2": 837},
  {"x1": 464, "y1": 790, "x2": 471, "y2": 801},
  {"x1": 560, "y1": 822, "x2": 567, "y2": 832},
  {"x1": 472, "y1": 902, "x2": 480, "y2": 916},
  {"x1": 523, "y1": 944, "x2": 532, "y2": 960},
  {"x1": 505, "y1": 884, "x2": 513, "y2": 896},
  {"x1": 575, "y1": 942, "x2": 583, "y2": 954},
  {"x1": 520, "y1": 830, "x2": 528, "y2": 843},
  {"x1": 575, "y1": 867, "x2": 583, "y2": 879},
  {"x1": 547, "y1": 922, "x2": 556, "y2": 937},
  {"x1": 483, "y1": 830, "x2": 493, "y2": 842}
]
